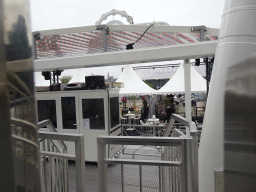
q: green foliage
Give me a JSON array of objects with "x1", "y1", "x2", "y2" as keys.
[
  {"x1": 146, "y1": 83, "x2": 154, "y2": 88},
  {"x1": 164, "y1": 97, "x2": 171, "y2": 107},
  {"x1": 59, "y1": 75, "x2": 72, "y2": 83},
  {"x1": 144, "y1": 80, "x2": 154, "y2": 88}
]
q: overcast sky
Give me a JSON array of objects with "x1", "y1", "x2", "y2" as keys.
[{"x1": 30, "y1": 0, "x2": 225, "y2": 85}]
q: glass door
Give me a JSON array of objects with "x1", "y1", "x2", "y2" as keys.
[
  {"x1": 36, "y1": 93, "x2": 59, "y2": 131},
  {"x1": 59, "y1": 93, "x2": 79, "y2": 135},
  {"x1": 78, "y1": 91, "x2": 108, "y2": 161}
]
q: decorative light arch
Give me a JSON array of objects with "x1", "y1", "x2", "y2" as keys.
[{"x1": 95, "y1": 9, "x2": 134, "y2": 25}]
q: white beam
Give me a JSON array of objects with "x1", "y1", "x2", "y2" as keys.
[
  {"x1": 34, "y1": 41, "x2": 217, "y2": 71},
  {"x1": 35, "y1": 24, "x2": 219, "y2": 37}
]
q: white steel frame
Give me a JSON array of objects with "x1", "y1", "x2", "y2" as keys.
[
  {"x1": 97, "y1": 113, "x2": 198, "y2": 192},
  {"x1": 35, "y1": 25, "x2": 219, "y2": 37},
  {"x1": 38, "y1": 131, "x2": 86, "y2": 192},
  {"x1": 34, "y1": 41, "x2": 217, "y2": 71}
]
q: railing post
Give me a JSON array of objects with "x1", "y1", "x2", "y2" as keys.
[
  {"x1": 181, "y1": 136, "x2": 194, "y2": 192},
  {"x1": 50, "y1": 156, "x2": 56, "y2": 192},
  {"x1": 75, "y1": 135, "x2": 86, "y2": 192},
  {"x1": 98, "y1": 137, "x2": 107, "y2": 192},
  {"x1": 139, "y1": 165, "x2": 142, "y2": 191},
  {"x1": 64, "y1": 159, "x2": 68, "y2": 192},
  {"x1": 190, "y1": 126, "x2": 199, "y2": 192},
  {"x1": 159, "y1": 166, "x2": 161, "y2": 192},
  {"x1": 181, "y1": 138, "x2": 187, "y2": 192},
  {"x1": 121, "y1": 164, "x2": 124, "y2": 192}
]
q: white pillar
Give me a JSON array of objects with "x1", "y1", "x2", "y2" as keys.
[
  {"x1": 199, "y1": 1, "x2": 256, "y2": 192},
  {"x1": 184, "y1": 60, "x2": 191, "y2": 135},
  {"x1": 184, "y1": 59, "x2": 192, "y2": 121}
]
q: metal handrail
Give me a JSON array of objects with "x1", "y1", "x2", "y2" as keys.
[
  {"x1": 121, "y1": 123, "x2": 167, "y2": 138},
  {"x1": 164, "y1": 114, "x2": 197, "y2": 137},
  {"x1": 167, "y1": 113, "x2": 198, "y2": 192},
  {"x1": 38, "y1": 119, "x2": 67, "y2": 154},
  {"x1": 97, "y1": 135, "x2": 193, "y2": 192},
  {"x1": 99, "y1": 113, "x2": 199, "y2": 192},
  {"x1": 38, "y1": 131, "x2": 86, "y2": 192}
]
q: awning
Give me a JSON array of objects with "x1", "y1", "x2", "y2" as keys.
[{"x1": 34, "y1": 24, "x2": 218, "y2": 71}]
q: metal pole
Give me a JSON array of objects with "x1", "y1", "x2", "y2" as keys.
[
  {"x1": 196, "y1": 107, "x2": 198, "y2": 120},
  {"x1": 159, "y1": 166, "x2": 161, "y2": 192},
  {"x1": 139, "y1": 165, "x2": 142, "y2": 191},
  {"x1": 50, "y1": 73, "x2": 52, "y2": 90},
  {"x1": 53, "y1": 71, "x2": 56, "y2": 84},
  {"x1": 205, "y1": 58, "x2": 209, "y2": 96},
  {"x1": 200, "y1": 29, "x2": 205, "y2": 41},
  {"x1": 50, "y1": 156, "x2": 55, "y2": 192},
  {"x1": 191, "y1": 131, "x2": 199, "y2": 192},
  {"x1": 75, "y1": 135, "x2": 86, "y2": 192},
  {"x1": 183, "y1": 60, "x2": 192, "y2": 134},
  {"x1": 97, "y1": 138, "x2": 107, "y2": 192},
  {"x1": 191, "y1": 25, "x2": 206, "y2": 41},
  {"x1": 121, "y1": 164, "x2": 124, "y2": 192},
  {"x1": 102, "y1": 27, "x2": 108, "y2": 52},
  {"x1": 181, "y1": 139, "x2": 187, "y2": 192}
]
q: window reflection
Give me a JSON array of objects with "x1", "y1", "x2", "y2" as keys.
[
  {"x1": 82, "y1": 99, "x2": 105, "y2": 130},
  {"x1": 37, "y1": 100, "x2": 57, "y2": 128},
  {"x1": 110, "y1": 97, "x2": 119, "y2": 127},
  {"x1": 61, "y1": 97, "x2": 77, "y2": 129}
]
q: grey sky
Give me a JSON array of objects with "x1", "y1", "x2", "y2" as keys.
[
  {"x1": 31, "y1": 0, "x2": 225, "y2": 85},
  {"x1": 30, "y1": 0, "x2": 224, "y2": 31}
]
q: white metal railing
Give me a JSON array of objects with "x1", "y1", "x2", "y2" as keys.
[
  {"x1": 97, "y1": 136, "x2": 192, "y2": 192},
  {"x1": 121, "y1": 124, "x2": 167, "y2": 137},
  {"x1": 38, "y1": 120, "x2": 85, "y2": 192},
  {"x1": 97, "y1": 113, "x2": 198, "y2": 192},
  {"x1": 163, "y1": 114, "x2": 198, "y2": 192},
  {"x1": 38, "y1": 120, "x2": 67, "y2": 154}
]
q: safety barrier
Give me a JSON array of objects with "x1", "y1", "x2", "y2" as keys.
[
  {"x1": 38, "y1": 120, "x2": 85, "y2": 192},
  {"x1": 98, "y1": 113, "x2": 198, "y2": 192}
]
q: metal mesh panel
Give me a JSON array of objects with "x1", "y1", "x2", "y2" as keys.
[
  {"x1": 106, "y1": 145, "x2": 163, "y2": 192},
  {"x1": 142, "y1": 165, "x2": 160, "y2": 191},
  {"x1": 107, "y1": 164, "x2": 122, "y2": 191}
]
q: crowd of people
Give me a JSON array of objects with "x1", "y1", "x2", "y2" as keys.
[{"x1": 141, "y1": 94, "x2": 176, "y2": 122}]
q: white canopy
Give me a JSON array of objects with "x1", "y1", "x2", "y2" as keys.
[
  {"x1": 116, "y1": 65, "x2": 156, "y2": 96},
  {"x1": 34, "y1": 72, "x2": 50, "y2": 87},
  {"x1": 68, "y1": 68, "x2": 86, "y2": 84},
  {"x1": 157, "y1": 62, "x2": 207, "y2": 94}
]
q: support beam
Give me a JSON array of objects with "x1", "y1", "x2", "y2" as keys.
[
  {"x1": 184, "y1": 59, "x2": 192, "y2": 134},
  {"x1": 34, "y1": 41, "x2": 217, "y2": 71},
  {"x1": 35, "y1": 24, "x2": 219, "y2": 37},
  {"x1": 191, "y1": 25, "x2": 207, "y2": 41},
  {"x1": 97, "y1": 25, "x2": 109, "y2": 52}
]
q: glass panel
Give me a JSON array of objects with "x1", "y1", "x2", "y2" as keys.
[
  {"x1": 37, "y1": 100, "x2": 57, "y2": 128},
  {"x1": 110, "y1": 97, "x2": 119, "y2": 127},
  {"x1": 61, "y1": 97, "x2": 77, "y2": 129},
  {"x1": 82, "y1": 99, "x2": 105, "y2": 130}
]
